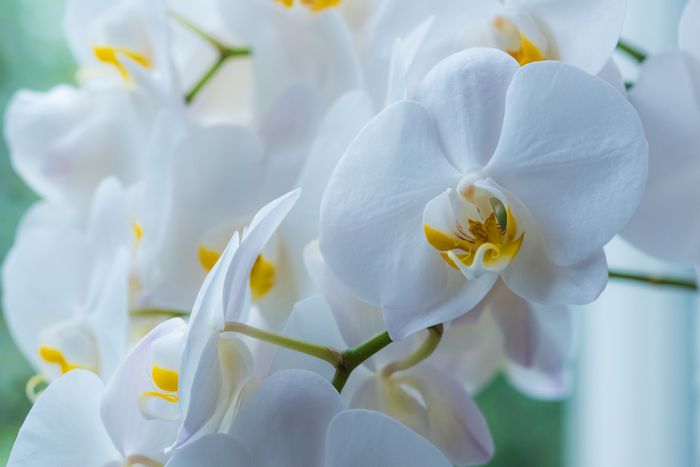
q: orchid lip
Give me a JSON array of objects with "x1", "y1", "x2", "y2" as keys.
[{"x1": 423, "y1": 179, "x2": 524, "y2": 279}]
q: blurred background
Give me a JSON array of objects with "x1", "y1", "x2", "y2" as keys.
[{"x1": 0, "y1": 0, "x2": 693, "y2": 465}]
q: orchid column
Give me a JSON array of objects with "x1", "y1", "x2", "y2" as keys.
[{"x1": 568, "y1": 2, "x2": 695, "y2": 465}]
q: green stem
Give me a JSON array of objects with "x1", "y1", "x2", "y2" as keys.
[
  {"x1": 332, "y1": 330, "x2": 394, "y2": 392},
  {"x1": 170, "y1": 11, "x2": 229, "y2": 54},
  {"x1": 224, "y1": 322, "x2": 343, "y2": 366},
  {"x1": 609, "y1": 270, "x2": 697, "y2": 291},
  {"x1": 184, "y1": 47, "x2": 251, "y2": 104},
  {"x1": 171, "y1": 11, "x2": 251, "y2": 104},
  {"x1": 617, "y1": 39, "x2": 647, "y2": 63},
  {"x1": 130, "y1": 307, "x2": 189, "y2": 318},
  {"x1": 380, "y1": 325, "x2": 443, "y2": 378}
]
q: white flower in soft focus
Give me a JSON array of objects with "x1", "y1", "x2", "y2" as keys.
[
  {"x1": 436, "y1": 280, "x2": 573, "y2": 399},
  {"x1": 7, "y1": 371, "x2": 121, "y2": 467},
  {"x1": 622, "y1": 0, "x2": 700, "y2": 265},
  {"x1": 2, "y1": 178, "x2": 131, "y2": 386},
  {"x1": 364, "y1": 0, "x2": 628, "y2": 104},
  {"x1": 4, "y1": 0, "x2": 174, "y2": 206},
  {"x1": 270, "y1": 242, "x2": 494, "y2": 465},
  {"x1": 172, "y1": 189, "x2": 300, "y2": 449},
  {"x1": 167, "y1": 370, "x2": 453, "y2": 467},
  {"x1": 8, "y1": 319, "x2": 187, "y2": 467},
  {"x1": 170, "y1": 0, "x2": 361, "y2": 129},
  {"x1": 320, "y1": 48, "x2": 648, "y2": 339}
]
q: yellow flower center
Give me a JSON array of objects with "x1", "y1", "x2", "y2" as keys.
[
  {"x1": 198, "y1": 244, "x2": 277, "y2": 300},
  {"x1": 38, "y1": 346, "x2": 90, "y2": 375},
  {"x1": 277, "y1": 0, "x2": 340, "y2": 12},
  {"x1": 424, "y1": 185, "x2": 524, "y2": 279},
  {"x1": 93, "y1": 45, "x2": 152, "y2": 80},
  {"x1": 141, "y1": 364, "x2": 180, "y2": 404},
  {"x1": 492, "y1": 17, "x2": 545, "y2": 66}
]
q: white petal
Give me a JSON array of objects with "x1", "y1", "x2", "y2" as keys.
[
  {"x1": 434, "y1": 309, "x2": 502, "y2": 393},
  {"x1": 415, "y1": 48, "x2": 519, "y2": 172},
  {"x1": 2, "y1": 209, "x2": 92, "y2": 371},
  {"x1": 101, "y1": 319, "x2": 185, "y2": 461},
  {"x1": 166, "y1": 434, "x2": 254, "y2": 467},
  {"x1": 383, "y1": 271, "x2": 497, "y2": 340},
  {"x1": 8, "y1": 371, "x2": 120, "y2": 467},
  {"x1": 228, "y1": 369, "x2": 343, "y2": 467},
  {"x1": 269, "y1": 296, "x2": 344, "y2": 381},
  {"x1": 623, "y1": 52, "x2": 700, "y2": 264},
  {"x1": 138, "y1": 123, "x2": 264, "y2": 310},
  {"x1": 485, "y1": 60, "x2": 648, "y2": 267},
  {"x1": 501, "y1": 213, "x2": 609, "y2": 305},
  {"x1": 484, "y1": 281, "x2": 572, "y2": 398},
  {"x1": 680, "y1": 0, "x2": 700, "y2": 62},
  {"x1": 303, "y1": 241, "x2": 385, "y2": 349},
  {"x1": 350, "y1": 366, "x2": 493, "y2": 465},
  {"x1": 320, "y1": 100, "x2": 461, "y2": 316},
  {"x1": 174, "y1": 333, "x2": 253, "y2": 449},
  {"x1": 526, "y1": 0, "x2": 627, "y2": 74},
  {"x1": 223, "y1": 189, "x2": 301, "y2": 322},
  {"x1": 326, "y1": 409, "x2": 452, "y2": 467}
]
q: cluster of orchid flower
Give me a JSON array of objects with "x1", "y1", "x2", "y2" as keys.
[{"x1": 3, "y1": 0, "x2": 698, "y2": 465}]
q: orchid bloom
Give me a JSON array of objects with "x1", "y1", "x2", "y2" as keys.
[
  {"x1": 270, "y1": 242, "x2": 494, "y2": 465},
  {"x1": 167, "y1": 369, "x2": 453, "y2": 467},
  {"x1": 8, "y1": 319, "x2": 187, "y2": 467},
  {"x1": 4, "y1": 0, "x2": 174, "y2": 206},
  {"x1": 622, "y1": 0, "x2": 700, "y2": 265},
  {"x1": 367, "y1": 0, "x2": 627, "y2": 78},
  {"x1": 320, "y1": 48, "x2": 647, "y2": 338},
  {"x1": 3, "y1": 178, "x2": 131, "y2": 388},
  {"x1": 172, "y1": 189, "x2": 300, "y2": 448}
]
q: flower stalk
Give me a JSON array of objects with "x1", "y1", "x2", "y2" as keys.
[
  {"x1": 608, "y1": 269, "x2": 697, "y2": 291},
  {"x1": 171, "y1": 11, "x2": 251, "y2": 104},
  {"x1": 616, "y1": 39, "x2": 647, "y2": 63},
  {"x1": 380, "y1": 324, "x2": 443, "y2": 378},
  {"x1": 224, "y1": 321, "x2": 343, "y2": 366}
]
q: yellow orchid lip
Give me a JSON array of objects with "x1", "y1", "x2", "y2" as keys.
[
  {"x1": 140, "y1": 364, "x2": 180, "y2": 406},
  {"x1": 38, "y1": 345, "x2": 93, "y2": 375},
  {"x1": 277, "y1": 0, "x2": 341, "y2": 12},
  {"x1": 92, "y1": 45, "x2": 152, "y2": 80},
  {"x1": 492, "y1": 17, "x2": 546, "y2": 66},
  {"x1": 198, "y1": 243, "x2": 277, "y2": 301},
  {"x1": 424, "y1": 186, "x2": 524, "y2": 279}
]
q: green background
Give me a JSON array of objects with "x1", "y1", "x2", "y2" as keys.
[{"x1": 0, "y1": 1, "x2": 564, "y2": 464}]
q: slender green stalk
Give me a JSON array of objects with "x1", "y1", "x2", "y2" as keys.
[
  {"x1": 380, "y1": 325, "x2": 443, "y2": 378},
  {"x1": 170, "y1": 11, "x2": 229, "y2": 54},
  {"x1": 617, "y1": 39, "x2": 647, "y2": 63},
  {"x1": 171, "y1": 11, "x2": 251, "y2": 104},
  {"x1": 130, "y1": 307, "x2": 189, "y2": 318},
  {"x1": 332, "y1": 330, "x2": 394, "y2": 392},
  {"x1": 609, "y1": 270, "x2": 697, "y2": 291},
  {"x1": 224, "y1": 322, "x2": 342, "y2": 366}
]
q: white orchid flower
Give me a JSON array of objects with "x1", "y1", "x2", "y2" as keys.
[
  {"x1": 8, "y1": 319, "x2": 188, "y2": 467},
  {"x1": 3, "y1": 178, "x2": 131, "y2": 389},
  {"x1": 167, "y1": 369, "x2": 453, "y2": 467},
  {"x1": 5, "y1": 0, "x2": 174, "y2": 206},
  {"x1": 320, "y1": 48, "x2": 648, "y2": 339},
  {"x1": 267, "y1": 242, "x2": 494, "y2": 465},
  {"x1": 172, "y1": 189, "x2": 300, "y2": 449},
  {"x1": 622, "y1": 0, "x2": 700, "y2": 264},
  {"x1": 366, "y1": 0, "x2": 627, "y2": 96}
]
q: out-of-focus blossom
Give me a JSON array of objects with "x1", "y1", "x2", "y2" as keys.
[
  {"x1": 167, "y1": 369, "x2": 453, "y2": 467},
  {"x1": 622, "y1": 0, "x2": 700, "y2": 264},
  {"x1": 3, "y1": 178, "x2": 131, "y2": 386}
]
